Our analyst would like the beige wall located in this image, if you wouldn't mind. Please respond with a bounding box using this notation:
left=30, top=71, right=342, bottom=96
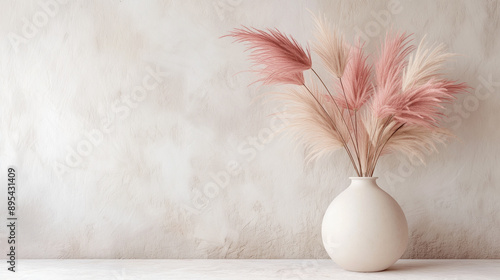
left=0, top=0, right=499, bottom=258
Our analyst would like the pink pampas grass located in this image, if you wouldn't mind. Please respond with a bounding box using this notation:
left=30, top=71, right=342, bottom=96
left=335, top=42, right=373, bottom=110
left=226, top=16, right=468, bottom=177
left=226, top=27, right=312, bottom=85
left=372, top=32, right=414, bottom=118
left=384, top=79, right=467, bottom=127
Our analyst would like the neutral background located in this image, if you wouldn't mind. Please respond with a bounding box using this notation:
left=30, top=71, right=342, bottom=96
left=0, top=0, right=499, bottom=259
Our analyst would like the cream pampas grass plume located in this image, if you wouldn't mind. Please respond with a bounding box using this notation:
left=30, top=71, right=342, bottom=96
left=226, top=15, right=468, bottom=177
left=402, top=37, right=454, bottom=91
left=270, top=81, right=347, bottom=164
left=311, top=14, right=349, bottom=79
left=384, top=125, right=453, bottom=164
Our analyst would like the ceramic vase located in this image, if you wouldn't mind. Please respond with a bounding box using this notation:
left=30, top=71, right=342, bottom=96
left=322, top=177, right=408, bottom=272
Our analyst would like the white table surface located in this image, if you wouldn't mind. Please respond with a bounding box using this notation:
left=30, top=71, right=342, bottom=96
left=1, top=259, right=499, bottom=279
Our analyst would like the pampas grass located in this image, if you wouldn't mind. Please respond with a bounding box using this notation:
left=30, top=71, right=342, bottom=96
left=225, top=27, right=312, bottom=85
left=311, top=14, right=349, bottom=79
left=226, top=15, right=468, bottom=177
left=334, top=42, right=373, bottom=111
left=270, top=80, right=347, bottom=164
left=402, top=36, right=454, bottom=91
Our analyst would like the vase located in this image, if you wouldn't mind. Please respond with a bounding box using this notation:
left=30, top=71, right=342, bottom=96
left=322, top=177, right=408, bottom=272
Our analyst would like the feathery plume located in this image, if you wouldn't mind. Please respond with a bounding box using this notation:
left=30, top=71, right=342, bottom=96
left=372, top=32, right=414, bottom=118
left=384, top=125, right=452, bottom=164
left=375, top=32, right=414, bottom=88
left=226, top=26, right=312, bottom=85
left=380, top=79, right=467, bottom=127
left=335, top=42, right=373, bottom=110
left=402, top=36, right=454, bottom=91
left=356, top=110, right=376, bottom=173
left=227, top=19, right=468, bottom=177
left=311, top=14, right=349, bottom=78
left=269, top=81, right=348, bottom=163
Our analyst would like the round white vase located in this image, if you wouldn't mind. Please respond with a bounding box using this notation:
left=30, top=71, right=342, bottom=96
left=322, top=177, right=408, bottom=272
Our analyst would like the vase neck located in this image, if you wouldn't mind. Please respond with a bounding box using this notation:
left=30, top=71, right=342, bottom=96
left=348, top=177, right=379, bottom=188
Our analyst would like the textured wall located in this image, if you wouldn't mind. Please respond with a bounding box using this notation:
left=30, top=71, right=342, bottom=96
left=0, top=0, right=499, bottom=259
